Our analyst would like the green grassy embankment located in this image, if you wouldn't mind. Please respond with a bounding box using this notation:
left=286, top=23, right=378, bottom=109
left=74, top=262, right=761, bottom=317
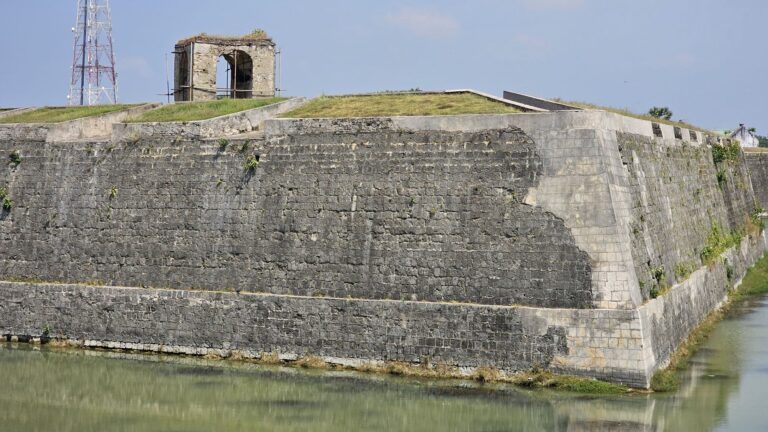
left=127, top=98, right=287, bottom=123
left=0, top=105, right=136, bottom=124
left=280, top=93, right=521, bottom=118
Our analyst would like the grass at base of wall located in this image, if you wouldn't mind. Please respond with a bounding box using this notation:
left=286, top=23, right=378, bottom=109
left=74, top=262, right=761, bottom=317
left=126, top=98, right=287, bottom=123
left=28, top=338, right=629, bottom=395
left=10, top=332, right=633, bottom=395
left=651, top=252, right=768, bottom=392
left=0, top=105, right=137, bottom=124
left=280, top=93, right=522, bottom=118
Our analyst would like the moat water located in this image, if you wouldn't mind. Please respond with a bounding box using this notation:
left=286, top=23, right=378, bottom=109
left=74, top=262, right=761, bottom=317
left=1, top=296, right=767, bottom=431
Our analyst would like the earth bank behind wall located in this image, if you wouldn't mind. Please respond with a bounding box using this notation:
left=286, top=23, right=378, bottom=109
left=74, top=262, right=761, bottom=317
left=0, top=127, right=592, bottom=308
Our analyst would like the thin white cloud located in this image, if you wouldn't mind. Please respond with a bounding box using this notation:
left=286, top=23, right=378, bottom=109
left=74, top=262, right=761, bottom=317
left=387, top=8, right=459, bottom=39
left=513, top=34, right=551, bottom=50
left=521, top=0, right=585, bottom=11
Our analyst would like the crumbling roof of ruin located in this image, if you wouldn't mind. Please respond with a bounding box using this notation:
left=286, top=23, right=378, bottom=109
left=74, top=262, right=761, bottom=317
left=176, top=32, right=274, bottom=47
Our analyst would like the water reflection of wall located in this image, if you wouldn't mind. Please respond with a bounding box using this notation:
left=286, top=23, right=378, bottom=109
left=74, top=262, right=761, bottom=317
left=550, top=305, right=748, bottom=432
left=0, top=316, right=757, bottom=432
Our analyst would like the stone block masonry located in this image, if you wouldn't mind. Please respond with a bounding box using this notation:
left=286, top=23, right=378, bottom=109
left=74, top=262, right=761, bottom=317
left=0, top=282, right=647, bottom=386
left=0, top=126, right=592, bottom=309
left=1, top=109, right=765, bottom=387
left=744, top=148, right=768, bottom=210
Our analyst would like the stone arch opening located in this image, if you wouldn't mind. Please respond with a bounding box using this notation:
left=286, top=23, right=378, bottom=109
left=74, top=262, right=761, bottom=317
left=216, top=50, right=253, bottom=99
left=176, top=49, right=190, bottom=101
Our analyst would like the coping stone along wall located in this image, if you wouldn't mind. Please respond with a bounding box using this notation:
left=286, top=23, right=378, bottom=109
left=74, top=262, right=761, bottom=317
left=0, top=104, right=159, bottom=142
left=111, top=97, right=307, bottom=142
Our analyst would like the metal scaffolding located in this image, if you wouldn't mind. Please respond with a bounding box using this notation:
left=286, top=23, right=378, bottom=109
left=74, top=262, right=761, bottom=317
left=68, top=0, right=118, bottom=105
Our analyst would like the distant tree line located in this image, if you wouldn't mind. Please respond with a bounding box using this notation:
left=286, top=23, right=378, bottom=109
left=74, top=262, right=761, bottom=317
left=749, top=127, right=768, bottom=147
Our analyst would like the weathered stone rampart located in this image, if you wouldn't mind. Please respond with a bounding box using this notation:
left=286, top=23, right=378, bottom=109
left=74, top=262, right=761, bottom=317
left=0, top=123, right=593, bottom=308
left=0, top=110, right=765, bottom=387
left=745, top=147, right=768, bottom=210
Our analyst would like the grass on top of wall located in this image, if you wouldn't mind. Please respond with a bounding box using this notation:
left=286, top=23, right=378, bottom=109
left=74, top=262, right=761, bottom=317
left=553, top=99, right=711, bottom=133
left=127, top=98, right=287, bottom=123
left=651, top=252, right=768, bottom=392
left=280, top=93, right=522, bottom=118
left=0, top=105, right=137, bottom=124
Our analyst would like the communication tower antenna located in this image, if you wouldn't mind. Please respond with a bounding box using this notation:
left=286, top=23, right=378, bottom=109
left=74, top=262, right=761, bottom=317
left=68, top=0, right=118, bottom=105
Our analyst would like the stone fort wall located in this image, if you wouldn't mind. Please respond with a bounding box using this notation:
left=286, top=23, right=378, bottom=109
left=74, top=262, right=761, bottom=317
left=0, top=111, right=764, bottom=387
left=0, top=126, right=592, bottom=309
left=744, top=148, right=768, bottom=210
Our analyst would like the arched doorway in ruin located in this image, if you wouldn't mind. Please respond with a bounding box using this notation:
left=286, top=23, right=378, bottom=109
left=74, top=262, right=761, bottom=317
left=176, top=49, right=190, bottom=101
left=215, top=50, right=254, bottom=99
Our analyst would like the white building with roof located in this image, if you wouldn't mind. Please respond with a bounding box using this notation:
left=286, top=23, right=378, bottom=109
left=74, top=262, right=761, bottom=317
left=730, top=124, right=760, bottom=147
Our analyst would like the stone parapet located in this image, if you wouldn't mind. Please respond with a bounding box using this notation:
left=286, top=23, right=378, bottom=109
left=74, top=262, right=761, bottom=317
left=0, top=104, right=159, bottom=142
left=111, top=97, right=306, bottom=142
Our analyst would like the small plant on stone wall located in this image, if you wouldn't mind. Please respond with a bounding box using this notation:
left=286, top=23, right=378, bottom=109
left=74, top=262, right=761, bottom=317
left=109, top=185, right=119, bottom=200
left=243, top=154, right=260, bottom=172
left=218, top=138, right=229, bottom=151
left=9, top=151, right=21, bottom=167
left=750, top=206, right=765, bottom=232
left=711, top=141, right=740, bottom=164
left=649, top=265, right=669, bottom=299
left=125, top=131, right=141, bottom=146
left=249, top=28, right=268, bottom=38
left=716, top=170, right=727, bottom=187
left=1, top=188, right=12, bottom=211
left=700, top=222, right=742, bottom=266
left=674, top=262, right=695, bottom=281
left=239, top=140, right=251, bottom=153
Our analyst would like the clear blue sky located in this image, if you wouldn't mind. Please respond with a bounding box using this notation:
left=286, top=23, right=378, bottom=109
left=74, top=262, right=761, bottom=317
left=1, top=0, right=765, bottom=132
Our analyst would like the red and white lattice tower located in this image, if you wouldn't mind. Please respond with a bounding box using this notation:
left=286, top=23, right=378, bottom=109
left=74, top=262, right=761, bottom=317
left=68, top=0, right=118, bottom=105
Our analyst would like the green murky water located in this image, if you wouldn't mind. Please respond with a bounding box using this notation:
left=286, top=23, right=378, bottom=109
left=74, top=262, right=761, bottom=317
left=1, top=297, right=768, bottom=431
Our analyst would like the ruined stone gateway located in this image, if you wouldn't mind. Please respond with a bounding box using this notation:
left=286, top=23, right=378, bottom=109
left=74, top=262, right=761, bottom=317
left=1, top=96, right=766, bottom=388
left=174, top=32, right=276, bottom=101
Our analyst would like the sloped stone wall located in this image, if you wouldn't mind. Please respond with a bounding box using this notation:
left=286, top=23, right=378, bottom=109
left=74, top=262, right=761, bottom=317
left=617, top=133, right=757, bottom=301
left=0, top=127, right=593, bottom=308
left=745, top=148, right=768, bottom=210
